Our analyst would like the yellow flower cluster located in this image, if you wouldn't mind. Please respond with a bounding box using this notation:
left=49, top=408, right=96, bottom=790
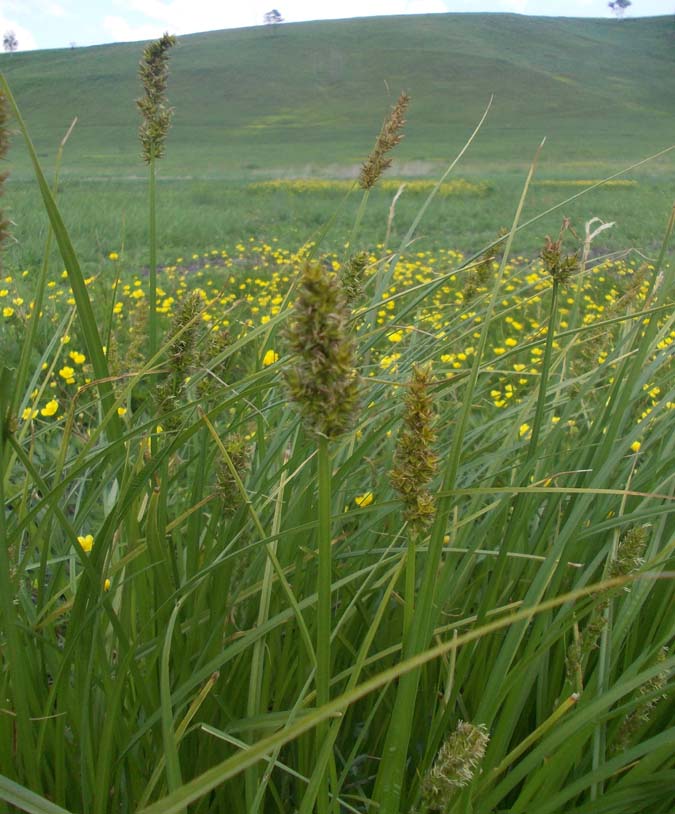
left=250, top=178, right=489, bottom=197
left=533, top=179, right=638, bottom=188
left=3, top=241, right=670, bottom=444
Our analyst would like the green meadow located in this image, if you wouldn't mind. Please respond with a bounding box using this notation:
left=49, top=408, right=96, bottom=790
left=0, top=13, right=674, bottom=814
left=1, top=13, right=675, bottom=270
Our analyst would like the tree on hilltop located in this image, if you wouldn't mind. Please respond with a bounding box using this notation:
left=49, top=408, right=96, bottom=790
left=3, top=31, right=18, bottom=52
left=264, top=9, right=283, bottom=29
left=608, top=0, right=632, bottom=18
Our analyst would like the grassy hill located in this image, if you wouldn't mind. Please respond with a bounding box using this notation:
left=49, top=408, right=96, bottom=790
left=1, top=13, right=674, bottom=180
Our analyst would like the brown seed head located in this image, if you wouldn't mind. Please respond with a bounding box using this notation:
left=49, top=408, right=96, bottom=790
left=541, top=219, right=579, bottom=284
left=285, top=260, right=360, bottom=439
left=359, top=92, right=410, bottom=191
left=340, top=251, right=369, bottom=306
left=390, top=362, right=438, bottom=533
left=137, top=33, right=176, bottom=163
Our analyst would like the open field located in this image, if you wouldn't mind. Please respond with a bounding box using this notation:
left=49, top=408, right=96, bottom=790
left=1, top=13, right=674, bottom=179
left=1, top=14, right=674, bottom=270
left=4, top=173, right=675, bottom=276
left=1, top=13, right=674, bottom=814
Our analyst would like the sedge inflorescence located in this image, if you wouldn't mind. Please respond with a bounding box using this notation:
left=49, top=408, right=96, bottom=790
left=420, top=721, right=490, bottom=810
left=359, top=92, right=410, bottom=191
left=137, top=33, right=176, bottom=163
left=541, top=220, right=579, bottom=285
left=285, top=260, right=360, bottom=439
left=390, top=362, right=438, bottom=533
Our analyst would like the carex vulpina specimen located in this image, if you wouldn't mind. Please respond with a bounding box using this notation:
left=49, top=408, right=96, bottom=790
left=420, top=721, right=490, bottom=810
left=390, top=362, right=438, bottom=534
left=137, top=33, right=176, bottom=163
left=359, top=92, right=410, bottom=191
left=285, top=260, right=360, bottom=439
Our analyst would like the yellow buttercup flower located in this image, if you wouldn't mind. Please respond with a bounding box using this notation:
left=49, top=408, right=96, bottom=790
left=262, top=349, right=279, bottom=367
left=40, top=399, right=59, bottom=417
left=77, top=534, right=94, bottom=553
left=355, top=492, right=374, bottom=508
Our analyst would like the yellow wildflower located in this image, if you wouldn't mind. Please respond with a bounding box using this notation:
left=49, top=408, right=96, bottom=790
left=40, top=399, right=59, bottom=417
left=77, top=534, right=94, bottom=553
left=262, top=349, right=279, bottom=367
left=355, top=492, right=374, bottom=508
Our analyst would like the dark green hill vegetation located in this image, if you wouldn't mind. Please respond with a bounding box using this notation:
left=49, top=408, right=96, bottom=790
left=1, top=13, right=674, bottom=179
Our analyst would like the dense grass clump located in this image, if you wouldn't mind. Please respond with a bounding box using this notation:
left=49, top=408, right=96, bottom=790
left=0, top=33, right=674, bottom=814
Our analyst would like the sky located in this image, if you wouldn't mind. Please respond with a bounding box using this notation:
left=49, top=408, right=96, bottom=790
left=1, top=0, right=673, bottom=51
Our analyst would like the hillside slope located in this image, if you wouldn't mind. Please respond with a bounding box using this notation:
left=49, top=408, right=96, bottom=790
left=1, top=13, right=673, bottom=178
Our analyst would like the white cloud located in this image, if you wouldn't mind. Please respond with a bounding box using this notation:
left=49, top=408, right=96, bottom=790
left=117, top=0, right=268, bottom=34
left=0, top=15, right=39, bottom=51
left=4, top=0, right=66, bottom=17
left=103, top=14, right=167, bottom=42
left=114, top=0, right=450, bottom=36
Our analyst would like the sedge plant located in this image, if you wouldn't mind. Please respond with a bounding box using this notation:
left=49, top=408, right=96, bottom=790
left=137, top=32, right=176, bottom=361
left=0, top=40, right=674, bottom=814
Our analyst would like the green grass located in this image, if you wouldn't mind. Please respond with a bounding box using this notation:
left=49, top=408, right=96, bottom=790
left=2, top=13, right=674, bottom=271
left=1, top=14, right=674, bottom=179
left=5, top=174, right=675, bottom=276
left=1, top=16, right=674, bottom=814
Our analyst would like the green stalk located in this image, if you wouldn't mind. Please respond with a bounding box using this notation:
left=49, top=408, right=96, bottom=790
left=134, top=573, right=640, bottom=814
left=0, top=372, right=40, bottom=791
left=526, top=277, right=560, bottom=468
left=245, top=458, right=289, bottom=812
left=346, top=189, right=370, bottom=252
left=160, top=601, right=185, bottom=805
left=316, top=435, right=333, bottom=814
left=403, top=535, right=416, bottom=640
left=11, top=117, right=76, bottom=418
left=298, top=557, right=406, bottom=814
left=0, top=75, right=122, bottom=445
left=487, top=692, right=579, bottom=783
left=591, top=453, right=636, bottom=800
left=149, top=156, right=158, bottom=361
left=370, top=140, right=544, bottom=814
left=473, top=274, right=561, bottom=623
